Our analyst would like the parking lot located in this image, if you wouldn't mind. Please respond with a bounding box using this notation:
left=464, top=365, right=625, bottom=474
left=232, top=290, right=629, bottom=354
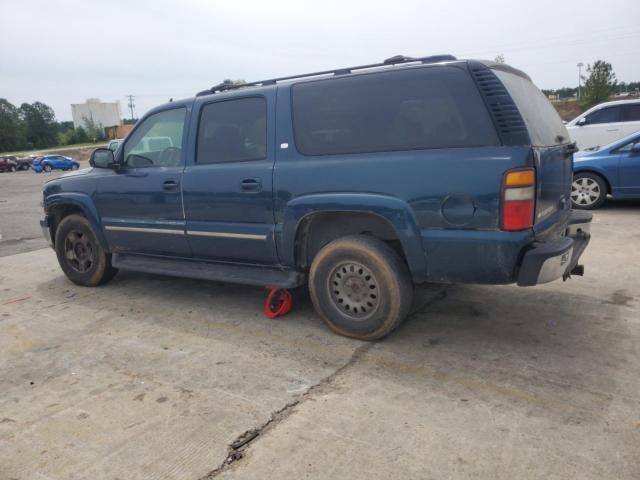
left=1, top=170, right=639, bottom=479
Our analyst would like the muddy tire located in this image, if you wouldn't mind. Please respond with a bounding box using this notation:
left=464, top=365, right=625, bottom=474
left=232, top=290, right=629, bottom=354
left=309, top=235, right=413, bottom=340
left=54, top=214, right=117, bottom=286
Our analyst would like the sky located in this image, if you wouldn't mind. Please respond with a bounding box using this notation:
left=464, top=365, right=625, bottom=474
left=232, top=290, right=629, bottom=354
left=1, top=0, right=638, bottom=122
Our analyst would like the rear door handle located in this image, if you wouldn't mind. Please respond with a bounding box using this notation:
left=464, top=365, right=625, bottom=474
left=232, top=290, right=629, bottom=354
left=240, top=178, right=262, bottom=192
left=163, top=180, right=179, bottom=192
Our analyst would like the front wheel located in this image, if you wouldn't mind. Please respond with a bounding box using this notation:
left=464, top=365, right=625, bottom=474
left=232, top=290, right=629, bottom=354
left=309, top=235, right=413, bottom=340
left=571, top=173, right=607, bottom=209
left=43, top=164, right=52, bottom=173
left=54, top=214, right=118, bottom=286
left=10, top=166, right=16, bottom=172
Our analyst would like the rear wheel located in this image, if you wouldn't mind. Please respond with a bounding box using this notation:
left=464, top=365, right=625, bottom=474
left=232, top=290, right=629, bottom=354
left=309, top=235, right=413, bottom=340
left=71, top=163, right=79, bottom=170
left=571, top=172, right=606, bottom=209
left=54, top=214, right=117, bottom=286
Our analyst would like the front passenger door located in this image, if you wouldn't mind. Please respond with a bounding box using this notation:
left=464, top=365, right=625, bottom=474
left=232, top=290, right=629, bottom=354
left=94, top=107, right=191, bottom=257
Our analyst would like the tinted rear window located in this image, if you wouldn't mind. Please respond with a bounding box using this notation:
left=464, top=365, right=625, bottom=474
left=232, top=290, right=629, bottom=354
left=494, top=69, right=569, bottom=146
left=291, top=66, right=499, bottom=156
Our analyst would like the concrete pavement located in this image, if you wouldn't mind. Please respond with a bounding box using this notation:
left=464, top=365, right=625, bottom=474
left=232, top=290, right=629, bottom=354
left=0, top=202, right=639, bottom=479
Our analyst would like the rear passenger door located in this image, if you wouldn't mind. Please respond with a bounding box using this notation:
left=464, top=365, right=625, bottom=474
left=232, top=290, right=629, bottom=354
left=621, top=103, right=640, bottom=138
left=182, top=91, right=278, bottom=265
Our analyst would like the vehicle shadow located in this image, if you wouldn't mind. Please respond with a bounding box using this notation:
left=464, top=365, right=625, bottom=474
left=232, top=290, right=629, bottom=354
left=600, top=197, right=640, bottom=210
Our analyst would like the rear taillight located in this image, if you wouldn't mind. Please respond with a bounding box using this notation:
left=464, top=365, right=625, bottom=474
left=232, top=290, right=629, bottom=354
left=502, top=168, right=535, bottom=231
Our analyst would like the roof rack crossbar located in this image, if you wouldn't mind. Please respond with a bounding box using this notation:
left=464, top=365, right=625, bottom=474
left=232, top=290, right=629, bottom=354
left=196, top=54, right=457, bottom=96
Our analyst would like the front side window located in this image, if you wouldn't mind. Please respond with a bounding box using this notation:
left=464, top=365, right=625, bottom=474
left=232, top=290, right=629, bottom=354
left=586, top=107, right=622, bottom=125
left=197, top=97, right=267, bottom=164
left=292, top=66, right=499, bottom=156
left=124, top=108, right=186, bottom=168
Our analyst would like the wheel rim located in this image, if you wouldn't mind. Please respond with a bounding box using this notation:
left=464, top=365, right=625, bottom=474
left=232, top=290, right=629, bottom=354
left=571, top=177, right=601, bottom=206
left=44, top=165, right=51, bottom=172
left=328, top=262, right=380, bottom=320
left=63, top=230, right=94, bottom=273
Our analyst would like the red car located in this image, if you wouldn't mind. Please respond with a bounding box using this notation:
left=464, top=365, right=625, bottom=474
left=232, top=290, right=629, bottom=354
left=0, top=156, right=18, bottom=172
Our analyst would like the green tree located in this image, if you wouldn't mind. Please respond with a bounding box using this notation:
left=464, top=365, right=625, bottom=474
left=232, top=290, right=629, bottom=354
left=74, top=126, right=90, bottom=144
left=82, top=115, right=106, bottom=142
left=19, top=101, right=58, bottom=148
left=0, top=99, right=25, bottom=152
left=581, top=60, right=617, bottom=108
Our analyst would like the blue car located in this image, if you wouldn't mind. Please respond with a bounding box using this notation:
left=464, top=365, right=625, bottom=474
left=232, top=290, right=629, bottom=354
left=32, top=155, right=80, bottom=173
left=573, top=131, right=640, bottom=209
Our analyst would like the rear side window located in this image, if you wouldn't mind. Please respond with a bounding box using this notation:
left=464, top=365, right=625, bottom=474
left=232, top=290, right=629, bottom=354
left=197, top=97, right=267, bottom=164
left=586, top=106, right=623, bottom=124
left=623, top=104, right=640, bottom=122
left=494, top=69, right=569, bottom=146
left=291, top=66, right=499, bottom=156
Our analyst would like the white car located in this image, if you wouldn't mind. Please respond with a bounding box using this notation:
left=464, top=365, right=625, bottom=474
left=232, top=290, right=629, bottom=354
left=566, top=99, right=640, bottom=150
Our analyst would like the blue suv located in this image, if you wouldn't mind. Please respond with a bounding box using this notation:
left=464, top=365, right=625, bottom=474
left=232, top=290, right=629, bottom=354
left=40, top=55, right=591, bottom=340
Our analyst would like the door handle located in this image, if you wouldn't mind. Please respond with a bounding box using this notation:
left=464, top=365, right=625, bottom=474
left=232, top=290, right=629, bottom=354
left=240, top=178, right=262, bottom=192
left=163, top=180, right=179, bottom=192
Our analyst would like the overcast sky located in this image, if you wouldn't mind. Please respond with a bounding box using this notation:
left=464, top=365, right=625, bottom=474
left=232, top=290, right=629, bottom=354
left=1, top=0, right=638, bottom=121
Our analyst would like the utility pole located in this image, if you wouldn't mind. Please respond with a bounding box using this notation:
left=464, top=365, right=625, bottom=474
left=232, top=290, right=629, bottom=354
left=127, top=95, right=136, bottom=122
left=577, top=62, right=583, bottom=99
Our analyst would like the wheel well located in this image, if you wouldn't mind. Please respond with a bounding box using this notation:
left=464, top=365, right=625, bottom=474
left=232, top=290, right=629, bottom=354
left=575, top=170, right=611, bottom=194
left=47, top=204, right=84, bottom=246
left=295, top=211, right=406, bottom=269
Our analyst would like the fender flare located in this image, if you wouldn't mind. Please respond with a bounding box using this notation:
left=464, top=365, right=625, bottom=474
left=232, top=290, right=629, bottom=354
left=45, top=193, right=108, bottom=248
left=278, top=193, right=427, bottom=282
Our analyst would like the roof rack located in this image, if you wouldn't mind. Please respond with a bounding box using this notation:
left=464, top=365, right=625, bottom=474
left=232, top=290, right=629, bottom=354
left=196, top=54, right=457, bottom=97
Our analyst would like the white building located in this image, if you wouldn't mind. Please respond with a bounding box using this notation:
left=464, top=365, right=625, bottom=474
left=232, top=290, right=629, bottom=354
left=71, top=98, right=122, bottom=130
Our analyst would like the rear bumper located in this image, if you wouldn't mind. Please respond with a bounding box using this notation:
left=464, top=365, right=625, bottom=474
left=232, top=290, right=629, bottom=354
left=517, top=210, right=592, bottom=286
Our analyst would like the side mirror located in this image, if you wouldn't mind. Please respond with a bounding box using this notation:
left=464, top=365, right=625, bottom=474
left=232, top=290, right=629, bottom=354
left=89, top=148, right=116, bottom=169
left=577, top=117, right=588, bottom=126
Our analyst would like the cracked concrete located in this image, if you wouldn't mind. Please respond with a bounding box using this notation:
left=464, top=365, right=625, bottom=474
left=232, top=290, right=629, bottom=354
left=0, top=173, right=639, bottom=479
left=200, top=342, right=376, bottom=479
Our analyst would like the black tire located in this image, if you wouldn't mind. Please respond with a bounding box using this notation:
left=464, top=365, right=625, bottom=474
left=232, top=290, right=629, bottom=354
left=571, top=172, right=607, bottom=210
left=43, top=164, right=52, bottom=173
left=54, top=214, right=118, bottom=286
left=71, top=164, right=79, bottom=170
left=309, top=235, right=413, bottom=340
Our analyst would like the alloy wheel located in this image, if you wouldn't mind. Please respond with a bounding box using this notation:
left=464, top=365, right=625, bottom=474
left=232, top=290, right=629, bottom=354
left=571, top=177, right=601, bottom=207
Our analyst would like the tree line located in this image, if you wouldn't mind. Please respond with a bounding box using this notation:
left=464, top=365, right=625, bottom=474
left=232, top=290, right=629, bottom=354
left=541, top=60, right=637, bottom=106
left=0, top=99, right=107, bottom=153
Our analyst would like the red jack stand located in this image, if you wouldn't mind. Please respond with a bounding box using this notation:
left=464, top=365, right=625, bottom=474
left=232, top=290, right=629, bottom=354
left=264, top=288, right=293, bottom=319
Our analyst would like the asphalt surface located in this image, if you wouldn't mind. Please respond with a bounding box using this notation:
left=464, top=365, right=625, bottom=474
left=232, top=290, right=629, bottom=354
left=0, top=169, right=67, bottom=257
left=0, top=169, right=639, bottom=479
